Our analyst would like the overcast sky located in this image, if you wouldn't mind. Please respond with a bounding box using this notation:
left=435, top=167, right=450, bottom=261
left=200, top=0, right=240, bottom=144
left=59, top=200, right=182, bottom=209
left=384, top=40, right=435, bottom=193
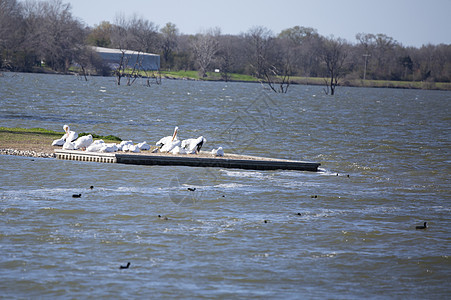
left=64, top=0, right=450, bottom=47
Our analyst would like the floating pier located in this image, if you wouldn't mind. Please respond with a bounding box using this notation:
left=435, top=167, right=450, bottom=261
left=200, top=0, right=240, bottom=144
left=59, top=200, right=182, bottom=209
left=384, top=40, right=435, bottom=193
left=54, top=150, right=320, bottom=172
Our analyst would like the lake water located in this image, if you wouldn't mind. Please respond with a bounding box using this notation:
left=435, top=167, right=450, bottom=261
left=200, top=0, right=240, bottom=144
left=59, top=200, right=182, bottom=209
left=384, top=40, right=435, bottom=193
left=0, top=72, right=450, bottom=298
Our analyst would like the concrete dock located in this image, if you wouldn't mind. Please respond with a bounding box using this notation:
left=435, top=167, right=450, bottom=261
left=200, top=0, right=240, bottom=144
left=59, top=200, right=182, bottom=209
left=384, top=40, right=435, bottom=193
left=54, top=150, right=320, bottom=172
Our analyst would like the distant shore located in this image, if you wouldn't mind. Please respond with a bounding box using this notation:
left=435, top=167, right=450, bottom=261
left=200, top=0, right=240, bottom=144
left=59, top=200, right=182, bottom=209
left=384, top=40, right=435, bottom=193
left=2, top=69, right=450, bottom=91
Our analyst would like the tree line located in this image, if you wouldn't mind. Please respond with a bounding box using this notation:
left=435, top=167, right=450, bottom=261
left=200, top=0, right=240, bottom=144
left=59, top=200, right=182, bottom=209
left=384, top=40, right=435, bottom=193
left=1, top=0, right=450, bottom=92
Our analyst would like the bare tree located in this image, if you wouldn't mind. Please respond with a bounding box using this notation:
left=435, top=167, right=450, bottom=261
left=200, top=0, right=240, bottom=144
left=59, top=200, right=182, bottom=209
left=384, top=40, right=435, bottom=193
left=216, top=35, right=235, bottom=81
left=320, top=36, right=350, bottom=95
left=413, top=44, right=451, bottom=82
left=114, top=50, right=127, bottom=85
left=112, top=50, right=144, bottom=86
left=160, top=22, right=179, bottom=69
left=355, top=33, right=376, bottom=80
left=373, top=34, right=398, bottom=79
left=127, top=15, right=160, bottom=53
left=260, top=64, right=291, bottom=93
left=86, top=21, right=113, bottom=47
left=110, top=14, right=159, bottom=53
left=278, top=26, right=322, bottom=78
left=0, top=0, right=24, bottom=70
left=21, top=0, right=85, bottom=72
left=110, top=14, right=129, bottom=50
left=245, top=26, right=273, bottom=78
left=191, top=28, right=220, bottom=77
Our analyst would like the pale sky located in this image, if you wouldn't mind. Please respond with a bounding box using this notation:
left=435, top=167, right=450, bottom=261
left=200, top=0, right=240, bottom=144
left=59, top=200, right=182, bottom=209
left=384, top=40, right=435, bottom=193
left=65, top=0, right=451, bottom=47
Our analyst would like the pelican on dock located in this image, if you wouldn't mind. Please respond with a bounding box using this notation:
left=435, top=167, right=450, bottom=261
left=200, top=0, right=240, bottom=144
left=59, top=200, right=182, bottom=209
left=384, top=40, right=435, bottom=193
left=86, top=140, right=105, bottom=152
left=100, top=143, right=119, bottom=153
left=118, top=140, right=133, bottom=151
left=52, top=124, right=78, bottom=146
left=137, top=141, right=151, bottom=150
left=157, top=126, right=181, bottom=153
left=181, top=136, right=206, bottom=154
left=74, top=134, right=93, bottom=150
left=170, top=145, right=187, bottom=155
left=211, top=147, right=224, bottom=157
left=62, top=140, right=76, bottom=150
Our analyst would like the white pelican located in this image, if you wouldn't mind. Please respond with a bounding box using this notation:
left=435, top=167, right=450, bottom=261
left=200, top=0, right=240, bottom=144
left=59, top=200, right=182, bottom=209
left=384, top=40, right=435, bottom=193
left=128, top=144, right=140, bottom=153
left=52, top=124, right=78, bottom=146
left=86, top=140, right=105, bottom=152
left=211, top=147, right=224, bottom=157
left=181, top=136, right=206, bottom=154
left=160, top=139, right=180, bottom=153
left=137, top=141, right=151, bottom=150
left=156, top=126, right=179, bottom=147
left=74, top=134, right=93, bottom=150
left=170, top=145, right=187, bottom=155
left=157, top=126, right=181, bottom=153
left=62, top=140, right=76, bottom=150
left=118, top=140, right=133, bottom=151
left=52, top=136, right=65, bottom=146
left=100, top=143, right=119, bottom=153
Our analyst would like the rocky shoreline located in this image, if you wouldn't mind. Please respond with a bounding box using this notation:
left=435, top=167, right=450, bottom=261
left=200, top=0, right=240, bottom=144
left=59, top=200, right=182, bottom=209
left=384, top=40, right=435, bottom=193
left=0, top=148, right=56, bottom=158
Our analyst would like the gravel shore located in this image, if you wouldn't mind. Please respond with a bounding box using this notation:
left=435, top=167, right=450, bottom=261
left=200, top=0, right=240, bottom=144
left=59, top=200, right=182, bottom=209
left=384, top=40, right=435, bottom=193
left=0, top=148, right=56, bottom=158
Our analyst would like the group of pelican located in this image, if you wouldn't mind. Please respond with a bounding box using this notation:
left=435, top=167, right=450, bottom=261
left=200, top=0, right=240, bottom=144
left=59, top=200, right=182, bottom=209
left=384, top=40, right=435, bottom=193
left=51, top=125, right=224, bottom=156
left=156, top=126, right=208, bottom=155
left=51, top=125, right=150, bottom=153
left=52, top=124, right=92, bottom=151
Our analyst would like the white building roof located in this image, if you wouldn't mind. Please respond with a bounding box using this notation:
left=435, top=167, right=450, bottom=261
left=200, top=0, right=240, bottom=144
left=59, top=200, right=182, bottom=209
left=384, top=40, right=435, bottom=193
left=92, top=46, right=160, bottom=71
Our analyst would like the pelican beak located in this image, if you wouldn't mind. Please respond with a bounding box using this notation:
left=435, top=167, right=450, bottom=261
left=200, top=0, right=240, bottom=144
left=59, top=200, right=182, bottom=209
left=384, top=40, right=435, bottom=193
left=172, top=128, right=178, bottom=141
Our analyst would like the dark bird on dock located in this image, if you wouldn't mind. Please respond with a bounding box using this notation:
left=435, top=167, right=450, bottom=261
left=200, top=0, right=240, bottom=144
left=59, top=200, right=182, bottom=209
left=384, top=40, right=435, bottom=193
left=72, top=194, right=81, bottom=198
left=187, top=187, right=196, bottom=192
left=416, top=222, right=428, bottom=229
left=120, top=262, right=130, bottom=269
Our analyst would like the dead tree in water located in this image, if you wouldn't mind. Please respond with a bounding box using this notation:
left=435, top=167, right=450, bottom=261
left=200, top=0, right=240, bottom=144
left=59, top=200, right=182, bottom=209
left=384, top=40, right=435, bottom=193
left=255, top=52, right=291, bottom=93
left=126, top=52, right=141, bottom=86
left=320, top=36, right=349, bottom=95
left=114, top=50, right=161, bottom=86
left=114, top=50, right=127, bottom=85
left=114, top=50, right=141, bottom=86
left=142, top=70, right=162, bottom=86
left=260, top=64, right=290, bottom=93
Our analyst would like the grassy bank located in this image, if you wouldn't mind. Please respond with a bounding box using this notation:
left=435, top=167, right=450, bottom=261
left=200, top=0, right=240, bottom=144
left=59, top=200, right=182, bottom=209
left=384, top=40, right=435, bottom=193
left=0, top=127, right=121, bottom=153
left=160, top=71, right=451, bottom=91
left=160, top=70, right=257, bottom=82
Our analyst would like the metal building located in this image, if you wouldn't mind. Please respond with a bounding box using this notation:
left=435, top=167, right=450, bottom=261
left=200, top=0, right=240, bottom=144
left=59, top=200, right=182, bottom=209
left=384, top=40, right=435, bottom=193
left=92, top=46, right=160, bottom=71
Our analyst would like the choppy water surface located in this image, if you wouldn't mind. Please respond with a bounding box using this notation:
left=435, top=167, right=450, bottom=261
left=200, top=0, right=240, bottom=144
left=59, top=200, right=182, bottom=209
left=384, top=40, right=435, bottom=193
left=0, top=73, right=450, bottom=298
